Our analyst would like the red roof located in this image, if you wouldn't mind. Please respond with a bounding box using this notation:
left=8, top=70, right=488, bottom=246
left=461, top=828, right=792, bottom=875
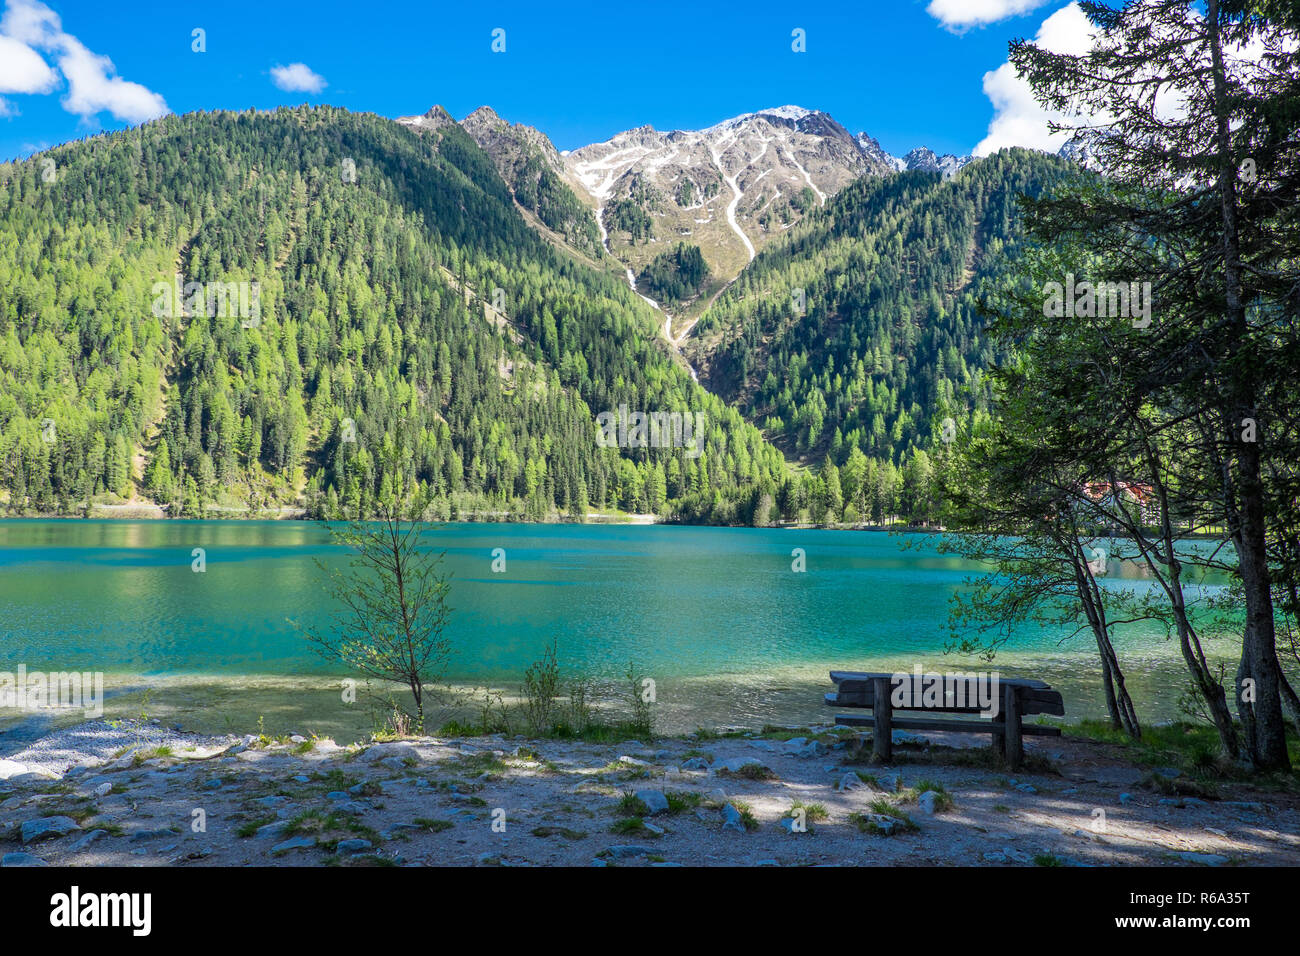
left=1084, top=481, right=1153, bottom=505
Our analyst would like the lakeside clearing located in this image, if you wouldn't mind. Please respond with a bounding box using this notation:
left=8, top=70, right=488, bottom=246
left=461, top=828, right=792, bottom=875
left=1, top=719, right=1296, bottom=868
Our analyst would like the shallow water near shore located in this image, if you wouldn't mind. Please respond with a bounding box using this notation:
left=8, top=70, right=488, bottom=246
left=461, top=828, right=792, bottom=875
left=0, top=520, right=1236, bottom=742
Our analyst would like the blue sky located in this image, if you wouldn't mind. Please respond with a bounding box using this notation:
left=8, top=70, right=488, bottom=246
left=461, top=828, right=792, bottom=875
left=0, top=0, right=1087, bottom=163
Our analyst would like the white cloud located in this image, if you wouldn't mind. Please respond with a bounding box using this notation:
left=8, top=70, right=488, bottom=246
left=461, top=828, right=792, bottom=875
left=1032, top=2, right=1096, bottom=56
left=56, top=35, right=169, bottom=124
left=971, top=2, right=1272, bottom=159
left=927, top=0, right=1054, bottom=30
left=0, top=33, right=57, bottom=94
left=974, top=3, right=1097, bottom=156
left=1, top=0, right=58, bottom=45
left=270, top=62, right=327, bottom=94
left=0, top=0, right=168, bottom=123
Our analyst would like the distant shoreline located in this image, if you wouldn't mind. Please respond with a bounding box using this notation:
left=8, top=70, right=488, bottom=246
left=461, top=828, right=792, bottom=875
left=0, top=511, right=1235, bottom=542
left=0, top=505, right=940, bottom=532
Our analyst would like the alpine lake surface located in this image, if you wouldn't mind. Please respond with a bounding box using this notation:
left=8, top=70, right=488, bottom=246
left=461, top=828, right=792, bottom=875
left=0, top=520, right=1235, bottom=744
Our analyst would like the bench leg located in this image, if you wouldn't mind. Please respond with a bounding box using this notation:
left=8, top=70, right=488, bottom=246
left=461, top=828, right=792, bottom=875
left=1004, top=684, right=1022, bottom=770
left=872, top=677, right=892, bottom=762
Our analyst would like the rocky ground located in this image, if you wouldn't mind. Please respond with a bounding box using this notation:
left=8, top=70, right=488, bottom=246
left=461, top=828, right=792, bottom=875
left=1, top=719, right=1296, bottom=867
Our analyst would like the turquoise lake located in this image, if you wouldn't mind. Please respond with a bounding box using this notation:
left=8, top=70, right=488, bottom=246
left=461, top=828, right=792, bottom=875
left=0, top=520, right=1236, bottom=739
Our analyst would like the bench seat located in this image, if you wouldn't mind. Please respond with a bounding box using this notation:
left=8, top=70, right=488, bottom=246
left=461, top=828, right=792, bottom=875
left=830, top=714, right=1062, bottom=736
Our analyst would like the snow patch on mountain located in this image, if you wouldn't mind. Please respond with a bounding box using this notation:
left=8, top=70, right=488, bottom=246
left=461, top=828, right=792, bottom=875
left=709, top=136, right=757, bottom=262
left=707, top=104, right=815, bottom=132
left=565, top=107, right=883, bottom=278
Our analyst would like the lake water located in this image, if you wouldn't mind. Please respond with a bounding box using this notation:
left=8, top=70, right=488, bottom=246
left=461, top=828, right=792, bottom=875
left=0, top=520, right=1236, bottom=741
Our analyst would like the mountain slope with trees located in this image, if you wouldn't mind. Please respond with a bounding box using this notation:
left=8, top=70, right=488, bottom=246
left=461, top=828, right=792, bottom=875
left=686, top=148, right=1073, bottom=522
left=0, top=106, right=787, bottom=520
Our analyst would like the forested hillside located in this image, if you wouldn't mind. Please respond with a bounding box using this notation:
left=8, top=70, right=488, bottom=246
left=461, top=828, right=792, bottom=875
left=637, top=243, right=711, bottom=307
left=0, top=106, right=786, bottom=520
left=687, top=149, right=1071, bottom=522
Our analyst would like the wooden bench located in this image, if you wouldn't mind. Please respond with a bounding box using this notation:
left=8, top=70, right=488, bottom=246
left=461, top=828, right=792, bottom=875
left=825, top=670, right=1065, bottom=769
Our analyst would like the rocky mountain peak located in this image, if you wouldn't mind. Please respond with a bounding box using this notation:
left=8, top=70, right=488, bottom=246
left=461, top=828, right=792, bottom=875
left=566, top=106, right=898, bottom=283
left=900, top=147, right=973, bottom=178
left=461, top=105, right=506, bottom=131
left=855, top=133, right=907, bottom=173
left=396, top=104, right=456, bottom=133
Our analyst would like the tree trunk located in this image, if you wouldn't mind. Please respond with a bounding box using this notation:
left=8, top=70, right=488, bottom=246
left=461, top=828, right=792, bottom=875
left=1110, top=451, right=1235, bottom=755
left=1099, top=643, right=1120, bottom=729
left=1208, top=0, right=1290, bottom=770
left=1279, top=668, right=1300, bottom=739
left=1074, top=552, right=1140, bottom=737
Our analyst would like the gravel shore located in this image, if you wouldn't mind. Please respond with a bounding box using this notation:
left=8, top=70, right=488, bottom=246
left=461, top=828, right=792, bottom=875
left=0, top=719, right=236, bottom=781
left=1, top=719, right=1297, bottom=867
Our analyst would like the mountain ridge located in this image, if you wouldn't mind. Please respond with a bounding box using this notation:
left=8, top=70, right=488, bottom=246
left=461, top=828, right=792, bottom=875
left=400, top=103, right=983, bottom=301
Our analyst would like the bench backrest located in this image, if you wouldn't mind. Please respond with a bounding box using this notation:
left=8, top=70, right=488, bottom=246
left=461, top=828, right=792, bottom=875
left=829, top=672, right=1064, bottom=717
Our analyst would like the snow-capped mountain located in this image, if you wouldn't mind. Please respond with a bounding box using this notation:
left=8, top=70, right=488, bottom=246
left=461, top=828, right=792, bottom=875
left=564, top=106, right=893, bottom=279
left=1057, top=137, right=1095, bottom=167
left=898, top=147, right=974, bottom=178
left=396, top=103, right=985, bottom=292
left=565, top=106, right=976, bottom=282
